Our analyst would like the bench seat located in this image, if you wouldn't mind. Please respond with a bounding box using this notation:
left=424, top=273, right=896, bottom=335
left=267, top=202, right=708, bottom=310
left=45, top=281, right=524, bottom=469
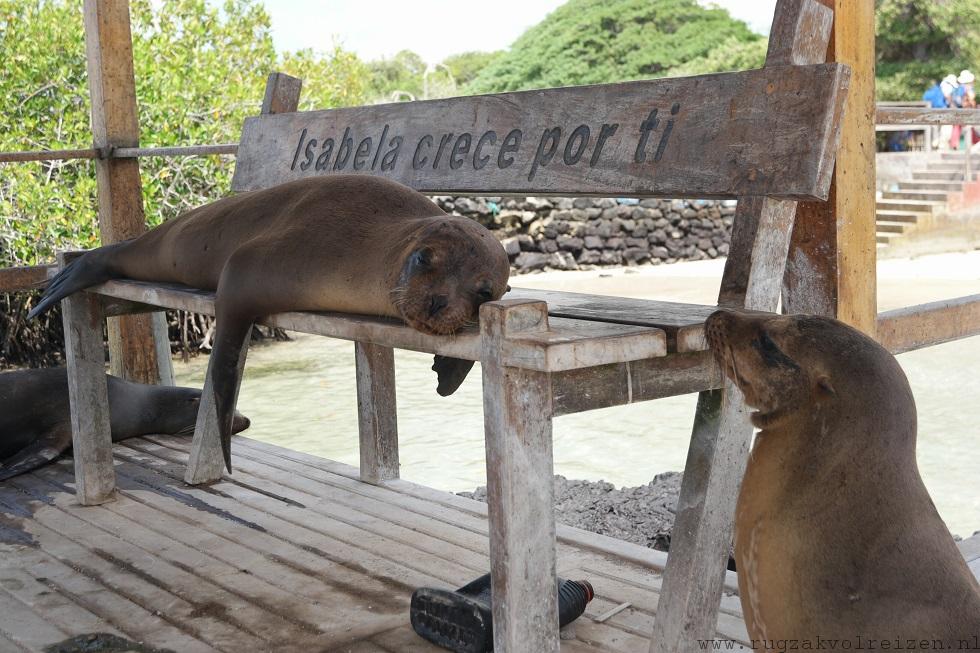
left=91, top=279, right=689, bottom=371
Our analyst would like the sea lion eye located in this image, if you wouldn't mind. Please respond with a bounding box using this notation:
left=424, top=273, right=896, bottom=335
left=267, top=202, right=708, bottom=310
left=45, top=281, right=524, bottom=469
left=477, top=287, right=494, bottom=301
left=411, top=248, right=433, bottom=269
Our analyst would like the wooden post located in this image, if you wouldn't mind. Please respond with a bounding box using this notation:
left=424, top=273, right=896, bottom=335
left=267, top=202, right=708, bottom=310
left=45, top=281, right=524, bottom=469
left=481, top=300, right=559, bottom=653
left=783, top=0, right=877, bottom=335
left=650, top=2, right=834, bottom=650
left=355, top=342, right=399, bottom=484
left=58, top=252, right=116, bottom=505
left=261, top=72, right=303, bottom=114
left=83, top=0, right=172, bottom=385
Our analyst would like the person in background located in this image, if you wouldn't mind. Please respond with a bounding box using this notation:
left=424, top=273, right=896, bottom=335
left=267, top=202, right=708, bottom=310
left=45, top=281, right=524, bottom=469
left=923, top=78, right=949, bottom=108
left=950, top=70, right=976, bottom=149
left=939, top=74, right=960, bottom=149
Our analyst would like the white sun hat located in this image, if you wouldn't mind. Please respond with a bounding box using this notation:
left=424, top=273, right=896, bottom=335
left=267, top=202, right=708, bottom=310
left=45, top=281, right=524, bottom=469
left=944, top=73, right=960, bottom=87
left=958, top=69, right=975, bottom=84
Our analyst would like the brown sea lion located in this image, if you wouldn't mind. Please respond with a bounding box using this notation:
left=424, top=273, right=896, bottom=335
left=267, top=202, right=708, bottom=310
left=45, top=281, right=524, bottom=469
left=705, top=309, right=980, bottom=649
left=30, top=175, right=510, bottom=471
left=0, top=368, right=251, bottom=481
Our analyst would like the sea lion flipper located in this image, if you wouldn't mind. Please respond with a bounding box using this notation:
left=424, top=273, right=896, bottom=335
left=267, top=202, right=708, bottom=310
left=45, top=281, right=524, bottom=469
left=0, top=429, right=71, bottom=481
left=28, top=246, right=120, bottom=318
left=208, top=315, right=253, bottom=474
left=432, top=356, right=475, bottom=397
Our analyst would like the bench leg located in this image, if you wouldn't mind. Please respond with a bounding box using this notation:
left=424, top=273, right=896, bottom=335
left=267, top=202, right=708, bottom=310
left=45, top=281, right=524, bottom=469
left=648, top=381, right=752, bottom=652
left=151, top=311, right=175, bottom=386
left=481, top=300, right=560, bottom=653
left=355, top=342, right=399, bottom=484
left=185, top=324, right=251, bottom=485
left=59, top=255, right=115, bottom=505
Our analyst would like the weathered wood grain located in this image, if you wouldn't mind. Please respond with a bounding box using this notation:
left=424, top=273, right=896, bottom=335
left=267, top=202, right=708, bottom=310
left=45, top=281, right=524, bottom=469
left=876, top=107, right=980, bottom=126
left=765, top=0, right=835, bottom=66
left=718, top=196, right=799, bottom=312
left=480, top=300, right=560, bottom=653
left=58, top=252, right=116, bottom=505
left=0, top=147, right=99, bottom=163
left=783, top=0, right=877, bottom=336
left=232, top=64, right=849, bottom=200
left=83, top=0, right=166, bottom=385
left=355, top=342, right=400, bottom=484
left=508, top=288, right=715, bottom=352
left=552, top=351, right=724, bottom=416
left=876, top=294, right=980, bottom=354
left=83, top=280, right=667, bottom=372
left=112, top=143, right=238, bottom=158
left=0, top=264, right=56, bottom=292
left=261, top=72, right=303, bottom=115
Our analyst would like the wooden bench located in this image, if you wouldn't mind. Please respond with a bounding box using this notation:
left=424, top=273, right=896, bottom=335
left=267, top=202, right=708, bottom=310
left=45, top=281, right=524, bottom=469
left=58, top=1, right=849, bottom=650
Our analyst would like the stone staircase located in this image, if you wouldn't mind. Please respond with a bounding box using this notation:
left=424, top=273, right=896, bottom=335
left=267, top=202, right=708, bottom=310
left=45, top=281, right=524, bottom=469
left=877, top=152, right=979, bottom=248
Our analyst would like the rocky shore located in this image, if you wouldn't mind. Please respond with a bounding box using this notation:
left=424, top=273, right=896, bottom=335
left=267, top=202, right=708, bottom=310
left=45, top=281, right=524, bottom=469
left=430, top=196, right=736, bottom=273
left=460, top=472, right=683, bottom=552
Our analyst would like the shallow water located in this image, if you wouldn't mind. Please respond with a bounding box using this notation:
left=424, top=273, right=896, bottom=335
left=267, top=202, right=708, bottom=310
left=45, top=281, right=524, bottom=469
left=172, top=330, right=980, bottom=538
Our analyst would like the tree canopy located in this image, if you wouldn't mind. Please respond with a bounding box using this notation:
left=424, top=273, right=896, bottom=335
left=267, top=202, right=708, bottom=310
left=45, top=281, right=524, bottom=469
left=875, top=0, right=980, bottom=100
left=0, top=0, right=369, bottom=270
left=464, top=0, right=765, bottom=94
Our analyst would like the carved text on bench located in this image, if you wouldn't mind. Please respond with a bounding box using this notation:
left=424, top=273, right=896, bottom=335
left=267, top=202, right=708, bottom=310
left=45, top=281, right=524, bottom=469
left=291, top=103, right=682, bottom=183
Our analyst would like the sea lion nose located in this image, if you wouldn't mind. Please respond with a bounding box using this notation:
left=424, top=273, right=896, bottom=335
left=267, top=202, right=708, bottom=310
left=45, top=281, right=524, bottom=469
left=428, top=294, right=449, bottom=317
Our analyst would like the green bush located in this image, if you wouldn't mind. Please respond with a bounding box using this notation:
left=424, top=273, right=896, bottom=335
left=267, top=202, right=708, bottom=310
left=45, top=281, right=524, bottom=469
left=0, top=0, right=369, bottom=366
left=875, top=0, right=980, bottom=100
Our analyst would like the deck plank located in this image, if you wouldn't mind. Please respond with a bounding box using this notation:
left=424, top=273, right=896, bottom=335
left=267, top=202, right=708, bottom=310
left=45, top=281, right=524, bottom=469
left=227, top=437, right=750, bottom=591
left=0, top=542, right=217, bottom=653
left=0, top=566, right=122, bottom=639
left=143, top=436, right=749, bottom=639
left=0, top=436, right=749, bottom=652
left=0, top=584, right=70, bottom=651
left=2, top=476, right=276, bottom=652
left=121, top=442, right=490, bottom=582
left=28, top=464, right=406, bottom=647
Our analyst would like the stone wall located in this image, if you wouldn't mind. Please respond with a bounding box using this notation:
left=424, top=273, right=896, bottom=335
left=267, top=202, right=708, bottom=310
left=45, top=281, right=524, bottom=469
left=430, top=196, right=737, bottom=273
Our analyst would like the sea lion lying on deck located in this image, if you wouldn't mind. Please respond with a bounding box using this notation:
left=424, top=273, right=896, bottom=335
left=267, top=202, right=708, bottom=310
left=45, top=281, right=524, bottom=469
left=0, top=368, right=251, bottom=481
left=705, top=309, right=980, bottom=648
left=29, top=175, right=510, bottom=471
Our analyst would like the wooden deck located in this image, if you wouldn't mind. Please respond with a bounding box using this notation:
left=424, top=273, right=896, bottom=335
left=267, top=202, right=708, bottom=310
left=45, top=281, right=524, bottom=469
left=0, top=435, right=750, bottom=653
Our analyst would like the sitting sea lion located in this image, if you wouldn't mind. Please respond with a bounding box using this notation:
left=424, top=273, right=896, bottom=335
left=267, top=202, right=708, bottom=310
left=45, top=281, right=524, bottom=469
left=0, top=368, right=251, bottom=481
left=705, top=309, right=980, bottom=648
left=30, top=175, right=510, bottom=471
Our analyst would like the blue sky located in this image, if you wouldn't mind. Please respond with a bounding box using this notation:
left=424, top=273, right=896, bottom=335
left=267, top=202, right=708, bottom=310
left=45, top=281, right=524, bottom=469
left=265, top=0, right=777, bottom=64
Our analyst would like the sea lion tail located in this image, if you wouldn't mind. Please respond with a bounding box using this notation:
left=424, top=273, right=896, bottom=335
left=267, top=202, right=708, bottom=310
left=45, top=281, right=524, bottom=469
left=27, top=246, right=121, bottom=319
left=432, top=356, right=476, bottom=396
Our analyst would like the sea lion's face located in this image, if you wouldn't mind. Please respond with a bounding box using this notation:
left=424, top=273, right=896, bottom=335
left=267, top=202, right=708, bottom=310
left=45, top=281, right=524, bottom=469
left=392, top=220, right=510, bottom=336
left=705, top=310, right=838, bottom=430
left=152, top=387, right=252, bottom=436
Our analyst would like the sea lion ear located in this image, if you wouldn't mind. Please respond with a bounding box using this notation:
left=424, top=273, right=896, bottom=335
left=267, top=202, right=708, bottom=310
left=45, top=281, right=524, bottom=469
left=432, top=355, right=475, bottom=396
left=816, top=375, right=836, bottom=398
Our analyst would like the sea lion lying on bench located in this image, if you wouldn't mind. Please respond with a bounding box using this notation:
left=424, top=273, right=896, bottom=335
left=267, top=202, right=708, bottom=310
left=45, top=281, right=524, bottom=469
left=705, top=309, right=980, bottom=647
left=30, top=175, right=510, bottom=471
left=0, top=368, right=251, bottom=480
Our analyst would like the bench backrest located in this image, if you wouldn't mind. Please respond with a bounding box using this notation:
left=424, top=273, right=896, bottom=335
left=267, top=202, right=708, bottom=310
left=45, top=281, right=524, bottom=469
left=231, top=3, right=849, bottom=202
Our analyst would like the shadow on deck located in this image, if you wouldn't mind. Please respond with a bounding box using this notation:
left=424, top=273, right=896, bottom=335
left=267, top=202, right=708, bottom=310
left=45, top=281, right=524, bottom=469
left=0, top=435, right=748, bottom=652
